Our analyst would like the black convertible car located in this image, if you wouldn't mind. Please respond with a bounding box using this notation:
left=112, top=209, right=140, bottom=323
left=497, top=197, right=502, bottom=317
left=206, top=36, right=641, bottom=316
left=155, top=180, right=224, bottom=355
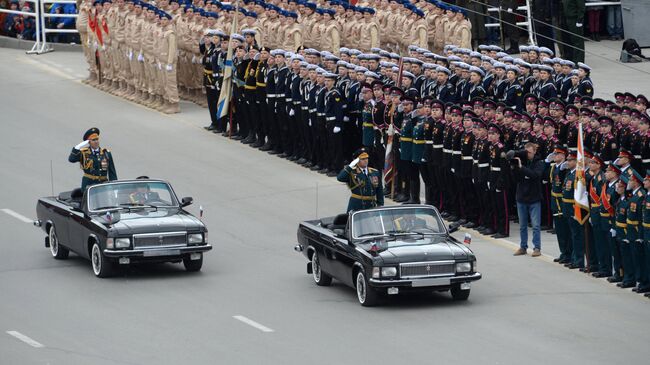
left=34, top=179, right=211, bottom=277
left=295, top=205, right=481, bottom=306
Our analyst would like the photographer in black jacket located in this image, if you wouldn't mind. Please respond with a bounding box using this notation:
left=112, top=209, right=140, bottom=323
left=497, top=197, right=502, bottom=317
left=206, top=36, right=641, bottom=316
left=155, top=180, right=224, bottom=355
left=509, top=142, right=546, bottom=257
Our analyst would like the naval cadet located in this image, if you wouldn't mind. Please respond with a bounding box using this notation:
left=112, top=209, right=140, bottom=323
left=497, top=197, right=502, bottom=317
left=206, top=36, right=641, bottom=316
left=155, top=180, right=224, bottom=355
left=68, top=128, right=117, bottom=190
left=337, top=148, right=384, bottom=212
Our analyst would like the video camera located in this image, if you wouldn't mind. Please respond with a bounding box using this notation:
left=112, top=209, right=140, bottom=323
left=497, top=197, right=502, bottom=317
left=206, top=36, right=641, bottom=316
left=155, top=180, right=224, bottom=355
left=505, top=149, right=528, bottom=167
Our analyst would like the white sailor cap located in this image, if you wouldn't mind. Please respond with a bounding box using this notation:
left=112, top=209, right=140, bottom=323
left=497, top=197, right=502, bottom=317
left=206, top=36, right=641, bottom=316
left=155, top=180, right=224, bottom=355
left=577, top=62, right=591, bottom=71
left=241, top=28, right=256, bottom=36
left=364, top=71, right=380, bottom=79
left=469, top=66, right=485, bottom=77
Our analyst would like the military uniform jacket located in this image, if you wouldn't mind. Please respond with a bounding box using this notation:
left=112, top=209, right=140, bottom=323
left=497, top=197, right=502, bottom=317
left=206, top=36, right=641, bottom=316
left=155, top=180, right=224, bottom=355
left=324, top=88, right=344, bottom=127
left=68, top=147, right=118, bottom=189
left=361, top=100, right=377, bottom=147
left=470, top=137, right=489, bottom=182
left=451, top=125, right=465, bottom=173
left=578, top=77, right=594, bottom=97
left=503, top=81, right=523, bottom=111
left=441, top=123, right=456, bottom=168
left=614, top=195, right=629, bottom=239
left=411, top=116, right=427, bottom=164
left=468, top=83, right=486, bottom=101
left=627, top=187, right=645, bottom=242
left=536, top=80, right=558, bottom=100
left=255, top=60, right=268, bottom=102
left=289, top=73, right=302, bottom=115
left=430, top=118, right=445, bottom=165
left=588, top=171, right=605, bottom=227
left=643, top=191, right=650, bottom=241
left=201, top=43, right=217, bottom=88
left=599, top=179, right=618, bottom=227
left=274, top=66, right=290, bottom=113
left=399, top=112, right=416, bottom=162
left=561, top=169, right=577, bottom=219
left=434, top=82, right=456, bottom=104
left=265, top=67, right=277, bottom=112
left=488, top=142, right=508, bottom=191
left=550, top=162, right=568, bottom=214
left=337, top=165, right=384, bottom=212
left=421, top=117, right=435, bottom=164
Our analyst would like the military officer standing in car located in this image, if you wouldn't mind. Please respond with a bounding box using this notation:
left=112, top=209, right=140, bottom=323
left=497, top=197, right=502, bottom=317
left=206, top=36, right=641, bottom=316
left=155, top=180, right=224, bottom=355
left=68, top=128, right=118, bottom=191
left=337, top=148, right=384, bottom=212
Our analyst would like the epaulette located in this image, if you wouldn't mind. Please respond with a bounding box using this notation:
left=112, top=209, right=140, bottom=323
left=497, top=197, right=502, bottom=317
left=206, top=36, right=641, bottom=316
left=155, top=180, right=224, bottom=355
left=368, top=167, right=377, bottom=172
left=638, top=190, right=645, bottom=198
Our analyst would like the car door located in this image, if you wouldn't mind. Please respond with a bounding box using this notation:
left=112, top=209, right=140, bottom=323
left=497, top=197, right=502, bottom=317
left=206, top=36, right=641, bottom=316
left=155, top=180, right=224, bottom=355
left=48, top=202, right=73, bottom=248
left=326, top=235, right=357, bottom=287
left=67, top=207, right=90, bottom=256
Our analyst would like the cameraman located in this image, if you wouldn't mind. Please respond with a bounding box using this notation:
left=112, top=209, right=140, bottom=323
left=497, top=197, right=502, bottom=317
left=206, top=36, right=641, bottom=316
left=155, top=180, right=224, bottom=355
left=510, top=142, right=546, bottom=257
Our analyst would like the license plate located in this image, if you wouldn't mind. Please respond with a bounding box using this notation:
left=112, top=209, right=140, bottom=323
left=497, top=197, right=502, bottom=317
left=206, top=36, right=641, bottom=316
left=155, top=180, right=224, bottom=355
left=190, top=253, right=202, bottom=261
left=387, top=287, right=399, bottom=295
left=143, top=249, right=180, bottom=257
left=411, top=277, right=451, bottom=287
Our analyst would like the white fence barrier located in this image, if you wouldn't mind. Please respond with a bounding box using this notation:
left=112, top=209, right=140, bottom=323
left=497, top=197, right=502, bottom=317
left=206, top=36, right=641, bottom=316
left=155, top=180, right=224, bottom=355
left=37, top=0, right=79, bottom=53
left=0, top=0, right=41, bottom=53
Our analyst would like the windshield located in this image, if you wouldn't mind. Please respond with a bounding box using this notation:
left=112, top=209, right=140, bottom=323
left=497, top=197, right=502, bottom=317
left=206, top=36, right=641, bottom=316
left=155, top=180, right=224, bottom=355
left=351, top=207, right=445, bottom=239
left=87, top=181, right=178, bottom=211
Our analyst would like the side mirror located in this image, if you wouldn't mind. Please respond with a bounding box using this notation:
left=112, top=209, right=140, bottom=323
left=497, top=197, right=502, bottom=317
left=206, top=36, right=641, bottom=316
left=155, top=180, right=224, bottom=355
left=181, top=197, right=193, bottom=207
left=448, top=223, right=460, bottom=234
left=332, top=228, right=345, bottom=237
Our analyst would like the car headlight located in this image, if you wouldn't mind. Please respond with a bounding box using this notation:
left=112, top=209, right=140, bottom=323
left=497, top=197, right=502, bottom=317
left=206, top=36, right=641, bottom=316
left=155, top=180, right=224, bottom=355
left=372, top=267, right=380, bottom=278
left=472, top=261, right=477, bottom=272
left=456, top=262, right=472, bottom=273
left=115, top=238, right=130, bottom=249
left=381, top=267, right=397, bottom=277
left=188, top=233, right=203, bottom=244
left=107, top=238, right=130, bottom=249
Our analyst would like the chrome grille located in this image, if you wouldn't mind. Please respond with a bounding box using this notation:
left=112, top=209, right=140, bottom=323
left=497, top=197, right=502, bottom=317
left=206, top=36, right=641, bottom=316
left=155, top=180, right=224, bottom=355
left=400, top=261, right=455, bottom=279
left=133, top=232, right=187, bottom=248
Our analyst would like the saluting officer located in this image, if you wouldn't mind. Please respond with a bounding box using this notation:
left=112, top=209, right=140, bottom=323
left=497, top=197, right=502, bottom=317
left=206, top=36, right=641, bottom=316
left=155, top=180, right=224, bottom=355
left=337, top=148, right=384, bottom=212
left=68, top=128, right=118, bottom=190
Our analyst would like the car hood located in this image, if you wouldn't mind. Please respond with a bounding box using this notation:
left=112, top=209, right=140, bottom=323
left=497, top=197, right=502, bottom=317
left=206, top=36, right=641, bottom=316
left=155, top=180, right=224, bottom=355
left=361, top=236, right=472, bottom=264
left=103, top=209, right=204, bottom=235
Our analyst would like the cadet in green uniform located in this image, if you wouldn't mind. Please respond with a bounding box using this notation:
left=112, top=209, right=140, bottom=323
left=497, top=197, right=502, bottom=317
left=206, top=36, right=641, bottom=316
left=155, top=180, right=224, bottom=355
left=396, top=96, right=416, bottom=203
left=642, top=171, right=650, bottom=296
left=587, top=153, right=607, bottom=274
left=409, top=101, right=428, bottom=204
left=562, top=151, right=585, bottom=269
left=614, top=174, right=635, bottom=288
left=337, top=148, right=384, bottom=212
left=550, top=146, right=572, bottom=264
left=604, top=164, right=623, bottom=282
left=68, top=128, right=117, bottom=190
left=626, top=170, right=646, bottom=292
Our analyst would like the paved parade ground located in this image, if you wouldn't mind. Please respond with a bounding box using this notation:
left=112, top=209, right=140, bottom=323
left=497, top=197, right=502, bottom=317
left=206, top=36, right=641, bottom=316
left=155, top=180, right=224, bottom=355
left=1, top=44, right=650, bottom=364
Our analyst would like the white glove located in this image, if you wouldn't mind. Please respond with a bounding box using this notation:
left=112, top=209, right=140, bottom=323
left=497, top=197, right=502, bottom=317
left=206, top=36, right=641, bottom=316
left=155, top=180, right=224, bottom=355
left=545, top=152, right=554, bottom=163
left=576, top=23, right=583, bottom=28
left=93, top=41, right=98, bottom=50
left=343, top=116, right=350, bottom=122
left=333, top=126, right=341, bottom=133
left=101, top=45, right=106, bottom=51
left=166, top=64, right=173, bottom=72
left=487, top=181, right=490, bottom=190
left=610, top=228, right=616, bottom=238
left=191, top=55, right=196, bottom=64
left=349, top=157, right=360, bottom=168
left=308, top=120, right=312, bottom=127
left=87, top=38, right=91, bottom=46
left=157, top=62, right=162, bottom=70
left=559, top=161, right=568, bottom=170
left=128, top=50, right=133, bottom=60
left=138, top=53, right=144, bottom=62
left=289, top=109, right=295, bottom=116
left=507, top=8, right=512, bottom=12
left=387, top=123, right=395, bottom=136
left=74, top=140, right=90, bottom=150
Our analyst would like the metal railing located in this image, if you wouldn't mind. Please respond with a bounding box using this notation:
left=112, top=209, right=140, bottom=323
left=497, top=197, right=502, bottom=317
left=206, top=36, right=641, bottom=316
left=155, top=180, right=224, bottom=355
left=36, top=0, right=79, bottom=54
left=0, top=0, right=41, bottom=54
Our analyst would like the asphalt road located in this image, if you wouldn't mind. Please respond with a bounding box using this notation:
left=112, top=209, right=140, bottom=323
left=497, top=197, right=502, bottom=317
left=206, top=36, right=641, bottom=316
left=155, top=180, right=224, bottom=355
left=1, top=47, right=649, bottom=365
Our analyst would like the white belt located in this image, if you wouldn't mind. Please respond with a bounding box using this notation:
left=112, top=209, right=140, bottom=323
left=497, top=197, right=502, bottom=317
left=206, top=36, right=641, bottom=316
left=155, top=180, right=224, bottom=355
left=461, top=156, right=473, bottom=160
left=477, top=163, right=489, bottom=168
left=634, top=155, right=642, bottom=159
left=309, top=108, right=316, bottom=112
left=452, top=151, right=461, bottom=155
left=267, top=94, right=277, bottom=97
left=643, top=159, right=650, bottom=163
left=490, top=167, right=501, bottom=171
left=425, top=141, right=433, bottom=145
left=433, top=144, right=443, bottom=148
left=286, top=98, right=293, bottom=102
left=317, top=113, right=325, bottom=116
left=326, top=117, right=336, bottom=121
left=472, top=158, right=478, bottom=163
left=443, top=149, right=452, bottom=153
left=301, top=106, right=309, bottom=110
left=293, top=101, right=301, bottom=105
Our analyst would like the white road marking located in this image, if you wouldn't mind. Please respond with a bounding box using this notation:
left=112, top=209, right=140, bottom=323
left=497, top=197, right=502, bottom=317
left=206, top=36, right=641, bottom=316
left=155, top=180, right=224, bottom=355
left=6, top=331, right=44, bottom=348
left=233, top=315, right=274, bottom=333
left=1, top=209, right=33, bottom=224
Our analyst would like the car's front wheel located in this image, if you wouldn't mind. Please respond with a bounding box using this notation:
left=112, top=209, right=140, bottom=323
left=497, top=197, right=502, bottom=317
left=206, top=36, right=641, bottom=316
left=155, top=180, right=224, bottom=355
left=311, top=251, right=332, bottom=286
left=355, top=270, right=379, bottom=307
left=91, top=242, right=113, bottom=278
left=48, top=225, right=69, bottom=260
left=183, top=254, right=203, bottom=272
left=450, top=283, right=471, bottom=300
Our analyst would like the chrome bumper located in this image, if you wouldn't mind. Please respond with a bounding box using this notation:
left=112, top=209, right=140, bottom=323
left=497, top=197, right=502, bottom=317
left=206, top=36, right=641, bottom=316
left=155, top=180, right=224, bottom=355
left=369, top=272, right=482, bottom=288
left=103, top=244, right=212, bottom=258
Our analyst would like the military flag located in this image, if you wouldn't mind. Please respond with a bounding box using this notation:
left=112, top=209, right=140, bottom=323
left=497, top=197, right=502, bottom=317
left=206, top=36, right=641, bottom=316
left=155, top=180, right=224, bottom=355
left=216, top=0, right=239, bottom=120
left=383, top=57, right=404, bottom=190
left=574, top=122, right=590, bottom=224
